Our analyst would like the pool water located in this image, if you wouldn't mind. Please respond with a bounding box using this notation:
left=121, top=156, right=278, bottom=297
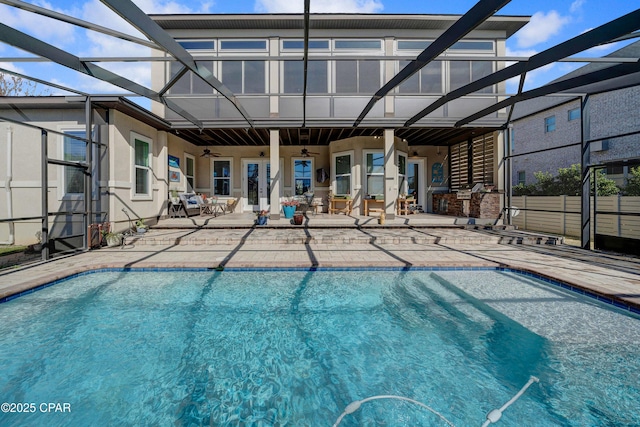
left=1, top=269, right=639, bottom=426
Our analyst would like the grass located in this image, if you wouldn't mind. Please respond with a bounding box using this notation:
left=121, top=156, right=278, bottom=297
left=0, top=245, right=27, bottom=256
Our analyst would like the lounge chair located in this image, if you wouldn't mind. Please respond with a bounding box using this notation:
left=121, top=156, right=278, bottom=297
left=179, top=193, right=205, bottom=217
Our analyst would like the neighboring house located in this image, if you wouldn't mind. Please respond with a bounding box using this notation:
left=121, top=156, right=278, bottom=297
left=1, top=13, right=530, bottom=247
left=510, top=41, right=640, bottom=189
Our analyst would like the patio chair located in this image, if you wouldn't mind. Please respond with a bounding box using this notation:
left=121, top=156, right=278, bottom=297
left=179, top=193, right=205, bottom=217
left=226, top=198, right=237, bottom=213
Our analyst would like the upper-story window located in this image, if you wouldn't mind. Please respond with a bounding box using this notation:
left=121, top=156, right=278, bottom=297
left=221, top=61, right=266, bottom=93
left=545, top=116, right=556, bottom=133
left=568, top=108, right=580, bottom=121
left=449, top=41, right=494, bottom=51
left=283, top=60, right=328, bottom=93
left=282, top=40, right=329, bottom=50
left=397, top=40, right=432, bottom=50
left=336, top=60, right=380, bottom=93
left=220, top=40, right=267, bottom=50
left=169, top=61, right=215, bottom=95
left=334, top=40, right=381, bottom=50
left=170, top=40, right=216, bottom=95
left=450, top=60, right=493, bottom=93
left=178, top=40, right=216, bottom=50
left=218, top=39, right=267, bottom=94
left=398, top=60, right=442, bottom=94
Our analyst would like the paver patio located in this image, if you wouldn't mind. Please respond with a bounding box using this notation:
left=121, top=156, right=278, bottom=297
left=1, top=226, right=639, bottom=311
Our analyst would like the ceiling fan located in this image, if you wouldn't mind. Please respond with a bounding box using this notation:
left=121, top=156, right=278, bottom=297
left=300, top=147, right=319, bottom=157
left=201, top=147, right=221, bottom=158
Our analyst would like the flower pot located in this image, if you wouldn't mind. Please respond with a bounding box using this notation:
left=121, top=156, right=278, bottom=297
left=256, top=216, right=268, bottom=225
left=105, top=234, right=122, bottom=247
left=136, top=227, right=146, bottom=234
left=282, top=205, right=296, bottom=219
left=293, top=213, right=304, bottom=225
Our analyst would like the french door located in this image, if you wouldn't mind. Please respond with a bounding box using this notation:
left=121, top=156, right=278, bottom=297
left=407, top=158, right=426, bottom=208
left=242, top=159, right=271, bottom=212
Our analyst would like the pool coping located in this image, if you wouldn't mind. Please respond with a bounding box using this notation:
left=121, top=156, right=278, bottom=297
left=2, top=263, right=639, bottom=316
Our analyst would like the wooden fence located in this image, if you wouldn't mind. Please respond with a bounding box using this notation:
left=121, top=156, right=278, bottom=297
left=510, top=196, right=640, bottom=240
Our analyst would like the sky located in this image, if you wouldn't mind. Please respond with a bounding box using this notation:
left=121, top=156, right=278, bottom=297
left=0, top=0, right=638, bottom=101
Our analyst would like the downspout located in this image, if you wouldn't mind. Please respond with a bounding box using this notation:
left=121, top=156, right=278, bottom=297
left=1, top=125, right=14, bottom=245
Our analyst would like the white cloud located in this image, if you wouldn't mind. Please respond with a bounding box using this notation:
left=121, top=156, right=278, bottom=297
left=515, top=10, right=570, bottom=48
left=570, top=0, right=586, bottom=14
left=504, top=47, right=559, bottom=92
left=0, top=2, right=77, bottom=47
left=254, top=0, right=383, bottom=13
left=133, top=0, right=213, bottom=14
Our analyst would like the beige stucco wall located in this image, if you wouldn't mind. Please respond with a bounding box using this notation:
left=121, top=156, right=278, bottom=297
left=0, top=106, right=173, bottom=245
left=0, top=110, right=105, bottom=246
left=107, top=110, right=168, bottom=233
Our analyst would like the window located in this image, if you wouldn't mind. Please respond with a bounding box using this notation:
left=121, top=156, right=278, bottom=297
left=177, top=40, right=215, bottom=50
left=282, top=40, right=329, bottom=50
left=169, top=61, right=214, bottom=95
left=449, top=41, right=494, bottom=50
left=220, top=40, right=266, bottom=50
left=365, top=151, right=385, bottom=196
left=568, top=108, right=580, bottom=121
left=510, top=127, right=515, bottom=152
left=398, top=153, right=408, bottom=195
left=545, top=116, right=556, bottom=132
left=212, top=159, right=231, bottom=196
left=185, top=154, right=195, bottom=192
left=132, top=134, right=152, bottom=197
left=63, top=130, right=86, bottom=195
left=335, top=40, right=381, bottom=49
left=221, top=61, right=265, bottom=93
left=293, top=158, right=314, bottom=195
left=397, top=40, right=432, bottom=50
left=398, top=60, right=442, bottom=94
left=336, top=60, right=380, bottom=93
left=283, top=60, right=328, bottom=93
left=517, top=171, right=526, bottom=185
left=333, top=153, right=352, bottom=195
left=450, top=60, right=493, bottom=93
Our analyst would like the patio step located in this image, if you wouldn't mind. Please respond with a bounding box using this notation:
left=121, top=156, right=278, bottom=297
left=130, top=228, right=562, bottom=246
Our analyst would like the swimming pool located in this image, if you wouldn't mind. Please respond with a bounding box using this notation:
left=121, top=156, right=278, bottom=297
left=0, top=268, right=639, bottom=426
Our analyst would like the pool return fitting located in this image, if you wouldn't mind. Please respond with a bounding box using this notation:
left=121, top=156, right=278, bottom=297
left=332, top=375, right=539, bottom=427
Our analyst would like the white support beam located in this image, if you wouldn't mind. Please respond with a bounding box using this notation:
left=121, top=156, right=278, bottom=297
left=383, top=128, right=397, bottom=219
left=269, top=129, right=281, bottom=220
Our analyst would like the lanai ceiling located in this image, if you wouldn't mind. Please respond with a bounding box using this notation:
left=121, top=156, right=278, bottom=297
left=0, top=0, right=639, bottom=147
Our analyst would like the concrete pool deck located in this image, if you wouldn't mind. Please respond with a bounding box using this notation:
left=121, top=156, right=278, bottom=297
left=1, top=227, right=639, bottom=312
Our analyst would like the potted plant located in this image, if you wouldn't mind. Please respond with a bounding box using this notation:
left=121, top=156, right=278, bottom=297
left=170, top=188, right=180, bottom=205
left=27, top=231, right=44, bottom=253
left=281, top=198, right=300, bottom=219
left=293, top=212, right=304, bottom=225
left=135, top=218, right=147, bottom=234
left=256, top=210, right=269, bottom=225
left=102, top=231, right=123, bottom=247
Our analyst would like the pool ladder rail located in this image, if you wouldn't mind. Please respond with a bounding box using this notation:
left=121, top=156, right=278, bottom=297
left=332, top=375, right=540, bottom=427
